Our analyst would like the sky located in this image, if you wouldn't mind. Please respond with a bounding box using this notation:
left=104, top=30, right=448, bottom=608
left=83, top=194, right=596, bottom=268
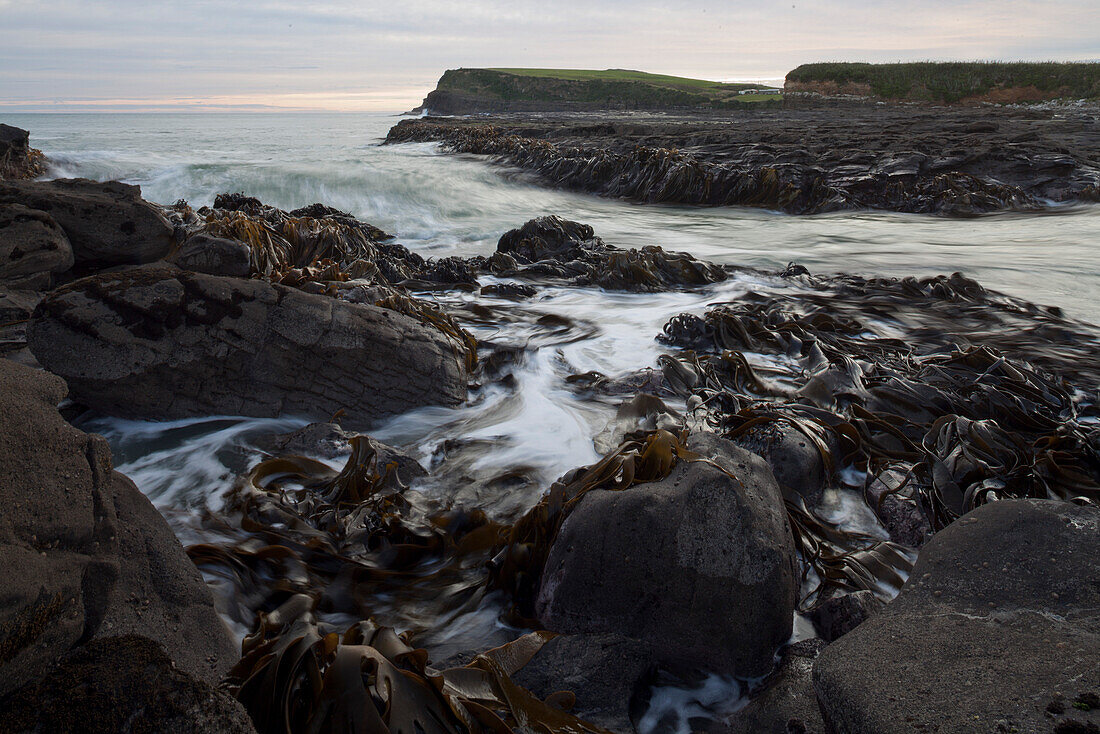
left=1, top=0, right=1098, bottom=112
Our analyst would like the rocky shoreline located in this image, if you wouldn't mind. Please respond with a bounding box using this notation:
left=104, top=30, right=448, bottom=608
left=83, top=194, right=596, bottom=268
left=386, top=106, right=1100, bottom=215
left=1, top=140, right=1099, bottom=733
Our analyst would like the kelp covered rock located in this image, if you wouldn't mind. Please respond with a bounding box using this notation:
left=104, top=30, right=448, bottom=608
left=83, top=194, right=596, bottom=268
left=0, top=635, right=256, bottom=734
left=0, top=359, right=237, bottom=697
left=535, top=433, right=798, bottom=677
left=812, top=499, right=1100, bottom=734
left=0, top=178, right=173, bottom=268
left=27, top=266, right=469, bottom=429
left=491, top=216, right=727, bottom=292
left=0, top=124, right=45, bottom=181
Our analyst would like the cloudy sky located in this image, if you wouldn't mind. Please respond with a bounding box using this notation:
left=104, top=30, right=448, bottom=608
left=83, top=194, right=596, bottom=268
left=1, top=0, right=1097, bottom=112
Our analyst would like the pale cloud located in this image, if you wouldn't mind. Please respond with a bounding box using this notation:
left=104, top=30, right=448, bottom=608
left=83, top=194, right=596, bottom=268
left=0, top=0, right=1097, bottom=111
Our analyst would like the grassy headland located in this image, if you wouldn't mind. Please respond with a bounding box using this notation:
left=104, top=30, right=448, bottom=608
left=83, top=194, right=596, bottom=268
left=785, top=61, right=1100, bottom=103
left=413, top=68, right=782, bottom=114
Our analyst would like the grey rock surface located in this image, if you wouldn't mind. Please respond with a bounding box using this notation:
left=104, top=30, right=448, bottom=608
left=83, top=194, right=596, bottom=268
left=172, top=233, right=252, bottom=277
left=813, top=499, right=1100, bottom=734
left=26, top=266, right=469, bottom=430
left=0, top=359, right=238, bottom=697
left=536, top=432, right=798, bottom=678
left=0, top=178, right=173, bottom=267
left=0, top=204, right=73, bottom=289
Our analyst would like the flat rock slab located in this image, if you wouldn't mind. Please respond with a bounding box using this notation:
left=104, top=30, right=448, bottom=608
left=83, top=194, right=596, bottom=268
left=27, top=266, right=468, bottom=430
left=0, top=178, right=173, bottom=267
left=812, top=499, right=1100, bottom=734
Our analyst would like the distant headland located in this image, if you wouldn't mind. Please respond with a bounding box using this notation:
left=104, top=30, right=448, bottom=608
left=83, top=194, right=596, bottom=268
left=411, top=62, right=1100, bottom=114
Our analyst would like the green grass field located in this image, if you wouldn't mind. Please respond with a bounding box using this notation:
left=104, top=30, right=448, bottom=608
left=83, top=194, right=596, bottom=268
left=786, top=61, right=1100, bottom=103
left=485, top=68, right=765, bottom=93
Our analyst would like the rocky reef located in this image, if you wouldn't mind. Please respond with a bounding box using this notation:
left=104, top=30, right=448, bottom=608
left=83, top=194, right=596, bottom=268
left=386, top=108, right=1100, bottom=214
left=2, top=165, right=1098, bottom=733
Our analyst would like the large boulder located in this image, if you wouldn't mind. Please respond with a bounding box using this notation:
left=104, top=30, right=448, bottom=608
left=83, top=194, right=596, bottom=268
left=0, top=359, right=238, bottom=697
left=0, top=178, right=173, bottom=267
left=171, top=233, right=252, bottom=278
left=26, top=266, right=468, bottom=429
left=812, top=499, right=1100, bottom=734
left=536, top=433, right=799, bottom=678
left=0, top=635, right=256, bottom=734
left=0, top=204, right=74, bottom=289
left=512, top=633, right=656, bottom=733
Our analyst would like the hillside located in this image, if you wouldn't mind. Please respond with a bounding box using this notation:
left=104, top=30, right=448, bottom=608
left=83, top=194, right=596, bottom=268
left=410, top=68, right=781, bottom=114
left=785, top=62, right=1100, bottom=104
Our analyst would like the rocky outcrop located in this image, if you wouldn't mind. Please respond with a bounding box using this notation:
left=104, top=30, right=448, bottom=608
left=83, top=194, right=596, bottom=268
left=0, top=635, right=255, bottom=734
left=484, top=216, right=727, bottom=291
left=0, top=179, right=173, bottom=268
left=0, top=203, right=74, bottom=290
left=26, top=266, right=469, bottom=429
left=0, top=359, right=238, bottom=698
left=535, top=433, right=799, bottom=678
left=386, top=109, right=1100, bottom=215
left=812, top=499, right=1100, bottom=734
left=0, top=125, right=45, bottom=181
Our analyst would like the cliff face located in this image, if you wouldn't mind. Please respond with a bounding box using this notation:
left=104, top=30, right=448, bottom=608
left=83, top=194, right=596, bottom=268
left=0, top=125, right=45, bottom=180
left=410, top=69, right=774, bottom=115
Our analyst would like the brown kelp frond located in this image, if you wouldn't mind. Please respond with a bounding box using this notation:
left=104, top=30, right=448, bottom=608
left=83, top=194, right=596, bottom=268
left=228, top=595, right=612, bottom=734
left=189, top=435, right=505, bottom=636
left=375, top=292, right=479, bottom=371
left=659, top=270, right=1100, bottom=539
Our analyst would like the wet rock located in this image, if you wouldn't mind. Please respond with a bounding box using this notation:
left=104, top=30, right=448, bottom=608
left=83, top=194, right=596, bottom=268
left=0, top=179, right=173, bottom=268
left=512, top=632, right=656, bottom=733
left=806, top=590, right=884, bottom=642
left=864, top=468, right=933, bottom=547
left=0, top=124, right=45, bottom=180
left=0, top=635, right=256, bottom=734
left=172, top=233, right=252, bottom=277
left=27, top=266, right=469, bottom=430
left=703, top=639, right=826, bottom=734
left=536, top=432, right=799, bottom=677
left=813, top=499, right=1100, bottom=734
left=0, top=359, right=237, bottom=697
left=0, top=204, right=74, bottom=289
left=496, top=216, right=727, bottom=292
left=480, top=281, right=538, bottom=299
left=255, top=422, right=427, bottom=485
left=731, top=421, right=833, bottom=503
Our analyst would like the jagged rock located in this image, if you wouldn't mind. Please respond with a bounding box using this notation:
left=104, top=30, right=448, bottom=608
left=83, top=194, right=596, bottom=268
left=495, top=216, right=727, bottom=292
left=0, top=179, right=173, bottom=268
left=0, top=635, right=256, bottom=734
left=813, top=499, right=1100, bottom=734
left=26, top=266, right=468, bottom=429
left=806, top=590, right=884, bottom=642
left=0, top=125, right=45, bottom=180
left=703, top=639, right=826, bottom=734
left=0, top=204, right=73, bottom=289
left=0, top=359, right=237, bottom=698
left=172, top=234, right=251, bottom=277
left=512, top=633, right=656, bottom=733
left=536, top=432, right=799, bottom=677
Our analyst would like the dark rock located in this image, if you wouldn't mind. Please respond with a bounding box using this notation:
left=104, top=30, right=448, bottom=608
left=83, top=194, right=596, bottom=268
left=0, top=359, right=237, bottom=697
left=731, top=420, right=833, bottom=503
left=536, top=432, right=798, bottom=678
left=26, top=266, right=468, bottom=430
left=0, top=125, right=45, bottom=180
left=864, top=468, right=933, bottom=547
left=0, top=635, right=256, bottom=734
left=513, top=633, right=656, bottom=733
left=813, top=499, right=1100, bottom=734
left=172, top=234, right=251, bottom=277
left=0, top=204, right=73, bottom=289
left=806, top=590, right=884, bottom=642
left=703, top=639, right=826, bottom=734
left=480, top=282, right=537, bottom=299
left=0, top=179, right=173, bottom=267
